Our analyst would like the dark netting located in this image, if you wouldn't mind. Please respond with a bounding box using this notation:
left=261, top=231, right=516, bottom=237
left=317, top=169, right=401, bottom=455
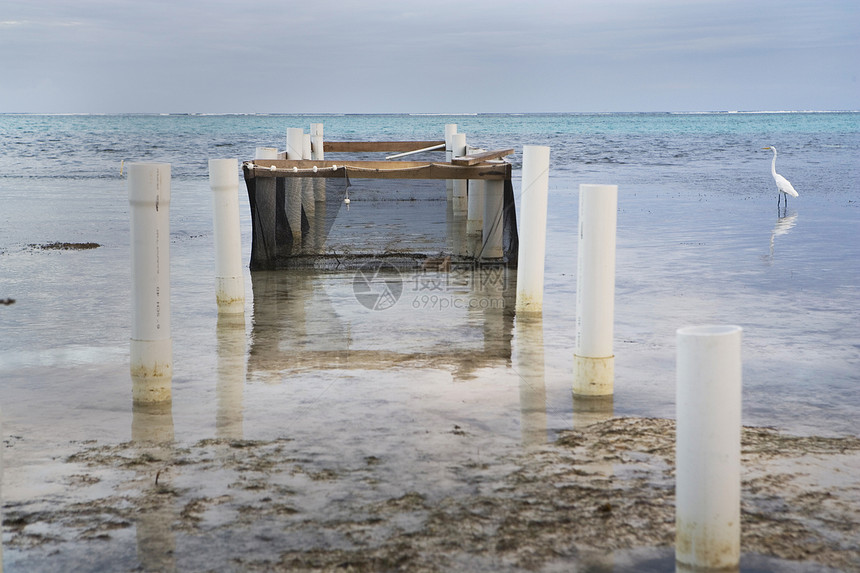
left=244, top=167, right=518, bottom=270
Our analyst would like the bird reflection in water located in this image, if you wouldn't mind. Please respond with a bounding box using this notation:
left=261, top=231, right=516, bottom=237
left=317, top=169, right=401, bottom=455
left=764, top=210, right=798, bottom=264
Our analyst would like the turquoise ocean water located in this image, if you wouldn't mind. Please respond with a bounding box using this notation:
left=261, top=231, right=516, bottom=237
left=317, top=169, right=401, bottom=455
left=0, top=112, right=858, bottom=569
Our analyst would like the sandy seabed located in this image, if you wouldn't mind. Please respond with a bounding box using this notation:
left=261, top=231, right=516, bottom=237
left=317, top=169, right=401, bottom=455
left=3, top=417, right=858, bottom=572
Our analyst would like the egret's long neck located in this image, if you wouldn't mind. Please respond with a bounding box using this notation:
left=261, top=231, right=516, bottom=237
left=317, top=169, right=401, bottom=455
left=771, top=149, right=777, bottom=177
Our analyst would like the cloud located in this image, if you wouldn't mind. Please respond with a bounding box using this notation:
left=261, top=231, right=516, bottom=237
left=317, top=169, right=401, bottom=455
left=1, top=0, right=858, bottom=112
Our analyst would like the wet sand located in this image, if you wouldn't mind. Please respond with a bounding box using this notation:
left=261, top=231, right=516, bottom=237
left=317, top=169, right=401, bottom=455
left=4, top=417, right=858, bottom=572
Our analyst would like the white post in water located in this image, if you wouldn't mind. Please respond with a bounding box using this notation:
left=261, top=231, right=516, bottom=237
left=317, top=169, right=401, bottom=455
left=310, top=123, right=324, bottom=160
left=301, top=133, right=316, bottom=251
left=255, top=147, right=278, bottom=160
left=516, top=145, right=551, bottom=314
left=482, top=179, right=505, bottom=259
left=286, top=128, right=304, bottom=160
left=129, top=163, right=172, bottom=403
left=573, top=184, right=617, bottom=396
left=467, top=179, right=484, bottom=236
left=445, top=124, right=457, bottom=201
left=209, top=158, right=245, bottom=314
left=451, top=133, right=468, bottom=213
left=310, top=123, right=326, bottom=202
left=285, top=128, right=304, bottom=243
left=676, top=325, right=742, bottom=571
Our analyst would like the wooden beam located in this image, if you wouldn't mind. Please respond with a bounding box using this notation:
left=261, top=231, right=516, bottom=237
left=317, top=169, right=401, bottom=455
left=245, top=159, right=510, bottom=180
left=451, top=148, right=514, bottom=166
left=322, top=141, right=445, bottom=153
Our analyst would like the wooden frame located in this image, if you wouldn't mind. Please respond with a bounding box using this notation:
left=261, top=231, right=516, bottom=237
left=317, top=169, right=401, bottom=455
left=245, top=159, right=511, bottom=180
left=246, top=139, right=513, bottom=180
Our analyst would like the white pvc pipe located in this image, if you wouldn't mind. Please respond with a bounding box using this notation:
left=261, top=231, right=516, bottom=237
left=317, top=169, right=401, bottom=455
left=301, top=139, right=315, bottom=250
left=467, top=179, right=484, bottom=236
left=573, top=184, right=617, bottom=395
left=516, top=145, right=551, bottom=314
left=216, top=313, right=246, bottom=439
left=309, top=123, right=326, bottom=201
left=310, top=123, right=324, bottom=160
left=302, top=133, right=312, bottom=161
left=209, top=159, right=245, bottom=314
left=286, top=127, right=304, bottom=160
left=129, top=163, right=172, bottom=403
left=515, top=316, right=547, bottom=448
left=676, top=324, right=742, bottom=570
left=386, top=143, right=446, bottom=160
left=451, top=133, right=467, bottom=213
left=255, top=147, right=279, bottom=160
left=445, top=124, right=457, bottom=201
left=285, top=128, right=304, bottom=244
left=482, top=179, right=504, bottom=259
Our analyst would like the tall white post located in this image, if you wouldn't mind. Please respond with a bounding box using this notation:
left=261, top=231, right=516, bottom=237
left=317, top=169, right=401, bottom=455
left=286, top=128, right=304, bottom=160
left=482, top=179, right=505, bottom=259
left=310, top=123, right=326, bottom=202
left=445, top=124, right=457, bottom=201
left=466, top=179, right=484, bottom=236
left=516, top=146, right=551, bottom=314
left=209, top=159, right=245, bottom=314
left=310, top=123, right=324, bottom=160
left=301, top=133, right=316, bottom=251
left=301, top=133, right=315, bottom=212
left=676, top=325, right=742, bottom=570
left=451, top=133, right=468, bottom=213
left=255, top=147, right=279, bottom=160
left=285, top=128, right=304, bottom=243
left=129, top=163, right=172, bottom=403
left=302, top=133, right=311, bottom=162
left=573, top=184, right=617, bottom=396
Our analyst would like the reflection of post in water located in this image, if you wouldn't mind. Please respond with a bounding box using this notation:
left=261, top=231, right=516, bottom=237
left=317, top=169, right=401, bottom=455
left=451, top=210, right=468, bottom=258
left=249, top=270, right=349, bottom=376
left=676, top=561, right=739, bottom=573
left=248, top=270, right=307, bottom=379
left=514, top=315, right=548, bottom=447
left=572, top=395, right=615, bottom=479
left=480, top=264, right=515, bottom=362
left=216, top=313, right=246, bottom=439
left=131, top=401, right=177, bottom=573
left=572, top=394, right=614, bottom=431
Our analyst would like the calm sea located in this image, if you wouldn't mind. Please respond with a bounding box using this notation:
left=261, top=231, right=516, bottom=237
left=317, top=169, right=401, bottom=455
left=0, top=111, right=857, bottom=426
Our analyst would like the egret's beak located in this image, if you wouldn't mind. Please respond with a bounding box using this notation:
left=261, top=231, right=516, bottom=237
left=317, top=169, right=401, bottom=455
left=762, top=146, right=771, bottom=150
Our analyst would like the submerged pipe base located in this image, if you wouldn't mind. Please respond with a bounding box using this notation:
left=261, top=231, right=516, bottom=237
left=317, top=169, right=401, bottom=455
left=573, top=354, right=614, bottom=396
left=216, top=276, right=246, bottom=314
left=131, top=338, right=173, bottom=403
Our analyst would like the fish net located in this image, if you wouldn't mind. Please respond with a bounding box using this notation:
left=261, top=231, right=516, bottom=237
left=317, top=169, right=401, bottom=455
left=243, top=166, right=518, bottom=270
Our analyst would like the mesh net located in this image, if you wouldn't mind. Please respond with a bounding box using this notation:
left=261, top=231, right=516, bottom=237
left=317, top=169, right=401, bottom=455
left=244, top=165, right=518, bottom=270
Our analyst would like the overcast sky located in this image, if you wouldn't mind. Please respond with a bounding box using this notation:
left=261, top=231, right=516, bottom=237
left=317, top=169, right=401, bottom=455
left=1, top=0, right=858, bottom=113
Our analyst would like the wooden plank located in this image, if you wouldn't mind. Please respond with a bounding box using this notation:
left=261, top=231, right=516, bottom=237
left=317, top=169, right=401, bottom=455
left=322, top=141, right=445, bottom=153
left=451, top=148, right=514, bottom=166
left=244, top=159, right=510, bottom=180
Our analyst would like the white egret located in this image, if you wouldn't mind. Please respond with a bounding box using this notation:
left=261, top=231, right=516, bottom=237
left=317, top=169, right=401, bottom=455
left=762, top=146, right=798, bottom=207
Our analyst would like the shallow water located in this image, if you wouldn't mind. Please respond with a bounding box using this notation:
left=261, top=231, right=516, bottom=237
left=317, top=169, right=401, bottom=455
left=1, top=112, right=858, bottom=570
